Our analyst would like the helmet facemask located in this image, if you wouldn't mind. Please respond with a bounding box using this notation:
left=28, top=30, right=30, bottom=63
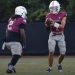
left=50, top=6, right=60, bottom=14
left=21, top=11, right=27, bottom=19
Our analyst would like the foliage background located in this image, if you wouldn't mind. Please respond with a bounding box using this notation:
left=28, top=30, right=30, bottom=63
left=0, top=0, right=75, bottom=22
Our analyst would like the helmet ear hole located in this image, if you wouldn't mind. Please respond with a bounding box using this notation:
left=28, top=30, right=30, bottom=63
left=22, top=13, right=23, bottom=15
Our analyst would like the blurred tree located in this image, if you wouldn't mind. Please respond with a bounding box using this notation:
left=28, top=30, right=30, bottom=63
left=0, top=0, right=74, bottom=22
left=57, top=0, right=69, bottom=10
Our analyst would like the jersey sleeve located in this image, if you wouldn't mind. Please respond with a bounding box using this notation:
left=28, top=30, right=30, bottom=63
left=62, top=11, right=67, bottom=17
left=60, top=11, right=67, bottom=21
left=19, top=18, right=27, bottom=29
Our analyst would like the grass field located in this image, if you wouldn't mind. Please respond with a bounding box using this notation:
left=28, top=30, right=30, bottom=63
left=0, top=56, right=75, bottom=75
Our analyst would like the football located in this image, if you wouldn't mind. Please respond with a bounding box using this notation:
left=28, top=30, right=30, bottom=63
left=45, top=18, right=52, bottom=26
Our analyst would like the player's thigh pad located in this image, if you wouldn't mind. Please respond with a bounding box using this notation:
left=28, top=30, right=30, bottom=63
left=48, top=33, right=56, bottom=53
left=58, top=35, right=66, bottom=55
left=9, top=42, right=22, bottom=56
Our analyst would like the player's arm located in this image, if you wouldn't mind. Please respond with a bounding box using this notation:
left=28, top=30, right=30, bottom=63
left=45, top=18, right=50, bottom=27
left=20, top=29, right=26, bottom=42
left=6, top=29, right=8, bottom=39
left=53, top=16, right=67, bottom=29
left=59, top=16, right=67, bottom=29
left=19, top=24, right=26, bottom=46
left=2, top=29, right=9, bottom=50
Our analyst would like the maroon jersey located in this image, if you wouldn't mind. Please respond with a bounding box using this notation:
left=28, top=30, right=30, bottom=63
left=6, top=15, right=26, bottom=42
left=45, top=11, right=67, bottom=32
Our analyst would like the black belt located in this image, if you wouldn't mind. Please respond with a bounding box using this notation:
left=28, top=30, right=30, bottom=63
left=52, top=32, right=62, bottom=36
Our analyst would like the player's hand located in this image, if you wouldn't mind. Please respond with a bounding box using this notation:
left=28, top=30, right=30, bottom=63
left=45, top=18, right=54, bottom=27
left=2, top=42, right=6, bottom=50
left=54, top=22, right=60, bottom=28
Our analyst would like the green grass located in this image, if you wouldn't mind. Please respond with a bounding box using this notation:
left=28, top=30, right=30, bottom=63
left=0, top=56, right=75, bottom=75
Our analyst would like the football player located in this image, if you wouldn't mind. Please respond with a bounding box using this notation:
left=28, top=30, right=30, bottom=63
left=3, top=6, right=27, bottom=73
left=45, top=0, right=67, bottom=72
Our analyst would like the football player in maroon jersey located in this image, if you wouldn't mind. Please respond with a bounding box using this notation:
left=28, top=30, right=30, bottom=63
left=45, top=0, right=67, bottom=72
left=3, top=6, right=27, bottom=73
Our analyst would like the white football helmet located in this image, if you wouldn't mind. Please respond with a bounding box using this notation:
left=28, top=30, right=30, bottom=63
left=15, top=6, right=27, bottom=19
left=49, top=1, right=60, bottom=14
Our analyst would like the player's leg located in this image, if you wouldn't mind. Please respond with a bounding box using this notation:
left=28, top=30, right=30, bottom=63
left=57, top=34, right=66, bottom=72
left=7, top=55, right=20, bottom=73
left=6, top=42, right=22, bottom=73
left=47, top=33, right=56, bottom=72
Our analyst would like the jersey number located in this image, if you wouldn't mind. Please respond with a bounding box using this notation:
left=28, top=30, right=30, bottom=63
left=7, top=21, right=14, bottom=30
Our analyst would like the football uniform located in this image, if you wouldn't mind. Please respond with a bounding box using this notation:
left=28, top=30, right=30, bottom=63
left=5, top=15, right=26, bottom=55
left=45, top=11, right=67, bottom=54
left=4, top=6, right=27, bottom=74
